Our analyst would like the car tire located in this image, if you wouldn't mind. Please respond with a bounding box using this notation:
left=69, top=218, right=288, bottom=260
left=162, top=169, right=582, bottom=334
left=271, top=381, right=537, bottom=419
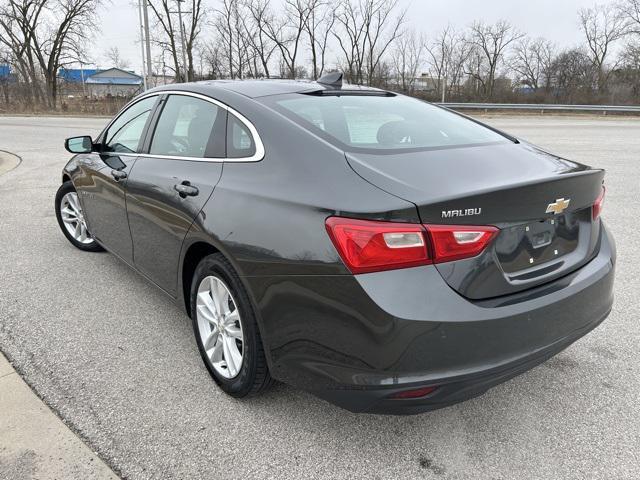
left=55, top=181, right=104, bottom=252
left=191, top=253, right=273, bottom=397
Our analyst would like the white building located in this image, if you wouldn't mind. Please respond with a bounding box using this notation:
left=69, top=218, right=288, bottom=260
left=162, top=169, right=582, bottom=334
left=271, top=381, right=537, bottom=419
left=84, top=68, right=143, bottom=97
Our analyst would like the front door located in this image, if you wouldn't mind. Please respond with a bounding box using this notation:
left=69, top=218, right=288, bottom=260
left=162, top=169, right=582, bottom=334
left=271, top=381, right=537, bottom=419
left=78, top=95, right=159, bottom=263
left=126, top=93, right=226, bottom=295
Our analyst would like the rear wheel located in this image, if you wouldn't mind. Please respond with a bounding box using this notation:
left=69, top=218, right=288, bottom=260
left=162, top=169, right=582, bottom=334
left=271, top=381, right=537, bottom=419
left=54, top=181, right=104, bottom=252
left=191, top=253, right=273, bottom=397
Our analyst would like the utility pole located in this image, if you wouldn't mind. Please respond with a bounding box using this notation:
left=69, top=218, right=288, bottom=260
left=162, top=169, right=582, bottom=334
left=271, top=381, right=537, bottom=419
left=142, top=0, right=153, bottom=87
left=137, top=0, right=148, bottom=90
left=80, top=62, right=86, bottom=97
left=176, top=0, right=189, bottom=82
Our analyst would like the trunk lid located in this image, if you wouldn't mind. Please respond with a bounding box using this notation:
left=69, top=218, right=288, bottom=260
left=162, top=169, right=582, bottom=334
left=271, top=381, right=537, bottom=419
left=346, top=141, right=604, bottom=299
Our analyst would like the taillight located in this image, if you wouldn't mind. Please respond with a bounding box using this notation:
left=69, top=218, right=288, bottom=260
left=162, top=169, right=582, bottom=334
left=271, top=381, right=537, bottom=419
left=325, top=217, right=499, bottom=274
left=593, top=186, right=605, bottom=220
left=426, top=225, right=499, bottom=264
left=324, top=217, right=430, bottom=274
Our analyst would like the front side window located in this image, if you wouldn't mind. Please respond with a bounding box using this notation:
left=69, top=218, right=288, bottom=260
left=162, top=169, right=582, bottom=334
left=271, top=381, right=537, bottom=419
left=150, top=95, right=224, bottom=158
left=103, top=96, right=157, bottom=153
left=266, top=94, right=508, bottom=153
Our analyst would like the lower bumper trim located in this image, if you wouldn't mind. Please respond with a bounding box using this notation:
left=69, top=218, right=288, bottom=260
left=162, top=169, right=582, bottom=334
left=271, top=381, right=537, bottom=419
left=314, top=308, right=610, bottom=415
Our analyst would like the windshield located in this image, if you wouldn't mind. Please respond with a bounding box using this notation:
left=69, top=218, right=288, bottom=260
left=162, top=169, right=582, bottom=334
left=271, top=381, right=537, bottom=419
left=266, top=93, right=508, bottom=152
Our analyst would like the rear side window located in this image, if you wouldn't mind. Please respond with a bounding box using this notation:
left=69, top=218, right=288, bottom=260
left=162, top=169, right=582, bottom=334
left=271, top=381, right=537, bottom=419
left=150, top=95, right=225, bottom=158
left=227, top=113, right=256, bottom=158
left=269, top=94, right=507, bottom=152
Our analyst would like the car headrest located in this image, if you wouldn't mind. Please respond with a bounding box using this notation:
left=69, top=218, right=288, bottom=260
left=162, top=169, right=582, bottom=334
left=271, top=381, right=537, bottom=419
left=188, top=112, right=213, bottom=140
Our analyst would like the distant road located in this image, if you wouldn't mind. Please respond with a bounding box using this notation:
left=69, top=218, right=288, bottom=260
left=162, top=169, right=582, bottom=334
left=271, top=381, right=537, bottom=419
left=440, top=102, right=640, bottom=115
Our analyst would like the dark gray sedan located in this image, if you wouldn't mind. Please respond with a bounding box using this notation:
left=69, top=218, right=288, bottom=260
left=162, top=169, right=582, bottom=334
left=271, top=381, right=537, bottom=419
left=55, top=76, right=615, bottom=414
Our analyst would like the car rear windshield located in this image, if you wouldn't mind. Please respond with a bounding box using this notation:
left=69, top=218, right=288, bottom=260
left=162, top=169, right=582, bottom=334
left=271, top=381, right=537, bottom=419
left=266, top=93, right=508, bottom=153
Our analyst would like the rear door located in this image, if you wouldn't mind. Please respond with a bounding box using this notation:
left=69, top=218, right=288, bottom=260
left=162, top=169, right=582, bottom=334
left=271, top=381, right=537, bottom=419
left=78, top=95, right=159, bottom=262
left=125, top=93, right=226, bottom=295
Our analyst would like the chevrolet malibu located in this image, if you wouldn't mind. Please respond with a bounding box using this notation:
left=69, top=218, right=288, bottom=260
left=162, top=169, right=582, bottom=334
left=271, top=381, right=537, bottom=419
left=55, top=75, right=615, bottom=414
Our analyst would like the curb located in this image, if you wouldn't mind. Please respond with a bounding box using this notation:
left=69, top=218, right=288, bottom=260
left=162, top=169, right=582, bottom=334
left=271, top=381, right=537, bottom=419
left=0, top=352, right=119, bottom=479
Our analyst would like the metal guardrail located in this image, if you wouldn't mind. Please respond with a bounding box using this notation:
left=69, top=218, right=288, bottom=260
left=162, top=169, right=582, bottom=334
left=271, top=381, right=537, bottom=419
left=437, top=103, right=640, bottom=114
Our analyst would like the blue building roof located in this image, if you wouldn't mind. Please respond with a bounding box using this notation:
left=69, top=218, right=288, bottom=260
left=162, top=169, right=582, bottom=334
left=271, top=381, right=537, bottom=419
left=0, top=64, right=11, bottom=78
left=59, top=68, right=98, bottom=83
left=59, top=67, right=142, bottom=86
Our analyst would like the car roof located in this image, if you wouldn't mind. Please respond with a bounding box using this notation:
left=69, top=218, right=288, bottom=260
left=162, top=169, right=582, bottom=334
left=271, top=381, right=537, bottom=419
left=153, top=79, right=388, bottom=99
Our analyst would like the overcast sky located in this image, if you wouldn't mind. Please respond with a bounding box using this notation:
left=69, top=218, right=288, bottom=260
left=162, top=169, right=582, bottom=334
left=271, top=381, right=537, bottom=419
left=91, top=0, right=618, bottom=73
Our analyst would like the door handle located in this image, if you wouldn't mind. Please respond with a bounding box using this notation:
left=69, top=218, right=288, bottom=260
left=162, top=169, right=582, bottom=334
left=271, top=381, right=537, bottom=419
left=174, top=181, right=199, bottom=198
left=111, top=169, right=127, bottom=181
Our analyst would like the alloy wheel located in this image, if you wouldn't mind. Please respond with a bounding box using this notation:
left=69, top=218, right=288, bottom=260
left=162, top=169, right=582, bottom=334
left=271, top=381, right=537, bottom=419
left=196, top=275, right=244, bottom=379
left=60, top=192, right=93, bottom=244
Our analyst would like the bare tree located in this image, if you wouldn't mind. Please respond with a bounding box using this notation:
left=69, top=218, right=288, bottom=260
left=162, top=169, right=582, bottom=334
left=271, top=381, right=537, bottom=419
left=220, top=0, right=331, bottom=82
left=302, top=0, right=335, bottom=79
left=551, top=47, right=596, bottom=102
left=618, top=40, right=640, bottom=99
left=467, top=20, right=524, bottom=98
left=241, top=0, right=276, bottom=78
left=617, top=0, right=640, bottom=101
left=511, top=37, right=556, bottom=91
left=105, top=46, right=130, bottom=69
left=618, top=0, right=640, bottom=34
left=0, top=0, right=44, bottom=105
left=0, top=47, right=11, bottom=103
left=333, top=0, right=362, bottom=83
left=184, top=0, right=206, bottom=80
left=146, top=0, right=180, bottom=80
left=264, top=0, right=311, bottom=79
left=392, top=29, right=423, bottom=92
left=334, top=0, right=406, bottom=86
left=0, top=0, right=101, bottom=107
left=212, top=0, right=254, bottom=79
left=6, top=0, right=640, bottom=109
left=213, top=0, right=234, bottom=78
left=464, top=45, right=489, bottom=97
left=449, top=43, right=473, bottom=98
left=425, top=25, right=466, bottom=99
left=147, top=0, right=206, bottom=82
left=579, top=4, right=628, bottom=92
left=201, top=43, right=224, bottom=78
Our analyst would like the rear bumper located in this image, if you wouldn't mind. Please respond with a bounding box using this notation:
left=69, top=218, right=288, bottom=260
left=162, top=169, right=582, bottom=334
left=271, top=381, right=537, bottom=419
left=317, top=308, right=609, bottom=414
left=246, top=224, right=615, bottom=414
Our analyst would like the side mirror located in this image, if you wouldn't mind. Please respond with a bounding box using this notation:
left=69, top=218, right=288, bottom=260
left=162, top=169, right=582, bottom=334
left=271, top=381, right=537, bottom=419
left=65, top=136, right=94, bottom=154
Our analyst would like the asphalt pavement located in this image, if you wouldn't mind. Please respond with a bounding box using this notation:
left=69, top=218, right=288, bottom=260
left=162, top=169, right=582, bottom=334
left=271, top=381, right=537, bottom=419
left=0, top=114, right=639, bottom=479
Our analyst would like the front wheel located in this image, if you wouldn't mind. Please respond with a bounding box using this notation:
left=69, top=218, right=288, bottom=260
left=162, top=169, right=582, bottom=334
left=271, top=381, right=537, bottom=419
left=191, top=253, right=273, bottom=397
left=54, top=181, right=104, bottom=252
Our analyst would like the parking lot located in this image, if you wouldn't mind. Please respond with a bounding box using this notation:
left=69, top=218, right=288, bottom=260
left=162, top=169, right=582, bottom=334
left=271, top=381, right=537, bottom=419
left=0, top=114, right=639, bottom=479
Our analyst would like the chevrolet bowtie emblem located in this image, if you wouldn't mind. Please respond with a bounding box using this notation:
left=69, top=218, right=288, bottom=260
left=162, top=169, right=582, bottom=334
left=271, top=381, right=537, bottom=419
left=546, top=198, right=571, bottom=215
